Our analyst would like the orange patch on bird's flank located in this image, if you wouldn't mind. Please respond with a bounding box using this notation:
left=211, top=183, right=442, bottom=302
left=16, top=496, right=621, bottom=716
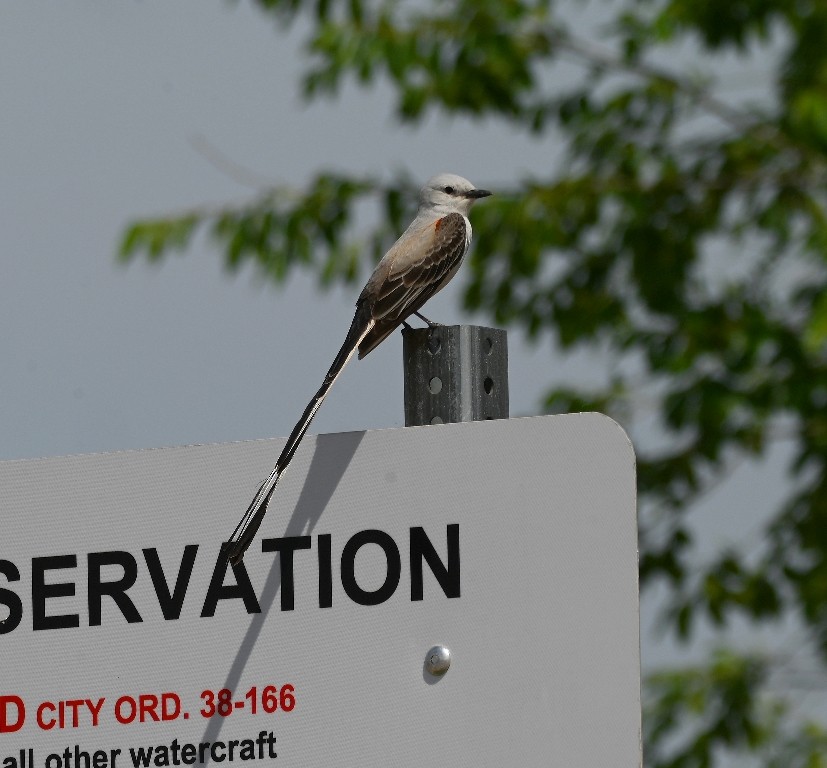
left=434, top=218, right=442, bottom=231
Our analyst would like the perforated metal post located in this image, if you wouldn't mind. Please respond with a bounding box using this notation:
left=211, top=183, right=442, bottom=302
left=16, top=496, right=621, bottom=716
left=402, top=325, right=509, bottom=426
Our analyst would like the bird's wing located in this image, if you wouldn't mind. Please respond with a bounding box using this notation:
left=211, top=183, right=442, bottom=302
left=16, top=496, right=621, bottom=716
left=358, top=213, right=468, bottom=358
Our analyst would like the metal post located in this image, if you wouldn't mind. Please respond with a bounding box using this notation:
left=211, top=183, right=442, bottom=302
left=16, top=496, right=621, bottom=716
left=402, top=325, right=509, bottom=426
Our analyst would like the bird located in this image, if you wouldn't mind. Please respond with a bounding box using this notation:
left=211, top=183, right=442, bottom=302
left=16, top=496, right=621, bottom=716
left=224, top=173, right=491, bottom=564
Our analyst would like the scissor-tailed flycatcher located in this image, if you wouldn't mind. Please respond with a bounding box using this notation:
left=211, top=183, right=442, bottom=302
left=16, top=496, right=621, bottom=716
left=225, top=173, right=491, bottom=564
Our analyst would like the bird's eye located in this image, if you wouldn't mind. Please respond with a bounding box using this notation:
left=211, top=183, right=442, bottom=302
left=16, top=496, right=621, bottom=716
left=443, top=186, right=455, bottom=194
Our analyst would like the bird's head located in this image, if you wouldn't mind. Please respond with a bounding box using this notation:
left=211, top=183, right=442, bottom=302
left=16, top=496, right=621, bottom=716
left=419, top=173, right=491, bottom=216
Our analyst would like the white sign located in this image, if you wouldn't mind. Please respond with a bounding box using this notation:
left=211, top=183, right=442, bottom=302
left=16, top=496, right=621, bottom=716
left=1, top=414, right=640, bottom=767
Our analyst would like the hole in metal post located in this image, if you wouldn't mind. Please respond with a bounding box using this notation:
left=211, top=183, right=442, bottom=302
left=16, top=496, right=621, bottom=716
left=427, top=336, right=441, bottom=355
left=485, top=337, right=493, bottom=354
left=483, top=376, right=494, bottom=394
left=429, top=377, right=443, bottom=394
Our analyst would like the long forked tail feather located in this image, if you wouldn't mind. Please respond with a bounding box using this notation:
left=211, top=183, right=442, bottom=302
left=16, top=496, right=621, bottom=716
left=224, top=302, right=375, bottom=565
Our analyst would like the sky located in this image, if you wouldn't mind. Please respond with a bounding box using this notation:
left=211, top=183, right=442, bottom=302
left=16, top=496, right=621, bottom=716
left=0, top=0, right=565, bottom=463
left=1, top=0, right=814, bottom=695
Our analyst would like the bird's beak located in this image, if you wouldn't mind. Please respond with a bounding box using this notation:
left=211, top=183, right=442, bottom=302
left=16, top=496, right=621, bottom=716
left=466, top=188, right=492, bottom=199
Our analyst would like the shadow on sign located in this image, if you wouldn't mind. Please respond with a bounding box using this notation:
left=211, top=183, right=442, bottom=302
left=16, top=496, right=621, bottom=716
left=198, top=429, right=366, bottom=755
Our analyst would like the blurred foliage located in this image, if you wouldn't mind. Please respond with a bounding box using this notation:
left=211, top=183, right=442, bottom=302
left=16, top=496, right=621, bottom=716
left=645, top=650, right=827, bottom=768
left=120, top=0, right=827, bottom=764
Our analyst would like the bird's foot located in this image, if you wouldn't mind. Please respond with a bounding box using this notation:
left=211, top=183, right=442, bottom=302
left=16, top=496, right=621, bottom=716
left=415, top=311, right=442, bottom=329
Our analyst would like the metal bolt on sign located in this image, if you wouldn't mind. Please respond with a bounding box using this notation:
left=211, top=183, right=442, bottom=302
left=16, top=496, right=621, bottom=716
left=425, top=645, right=452, bottom=676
